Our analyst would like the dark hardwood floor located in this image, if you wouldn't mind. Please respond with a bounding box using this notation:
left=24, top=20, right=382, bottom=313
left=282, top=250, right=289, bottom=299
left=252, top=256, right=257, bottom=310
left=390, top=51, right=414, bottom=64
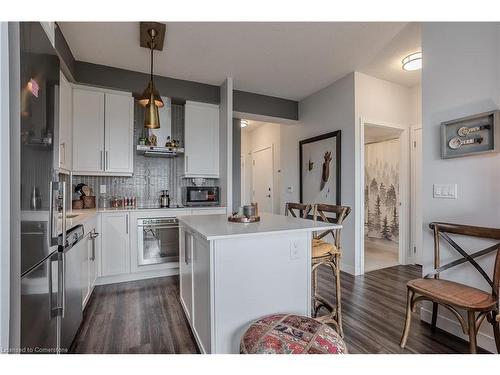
left=71, top=265, right=479, bottom=354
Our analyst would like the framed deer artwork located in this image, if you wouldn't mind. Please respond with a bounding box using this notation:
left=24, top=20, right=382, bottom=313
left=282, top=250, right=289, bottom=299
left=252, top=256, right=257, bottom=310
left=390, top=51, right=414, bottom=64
left=299, top=130, right=341, bottom=207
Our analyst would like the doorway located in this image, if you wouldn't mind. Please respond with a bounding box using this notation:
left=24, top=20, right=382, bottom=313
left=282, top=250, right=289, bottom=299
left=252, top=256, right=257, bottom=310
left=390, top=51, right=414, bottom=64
left=362, top=122, right=408, bottom=273
left=251, top=146, right=274, bottom=213
left=239, top=119, right=281, bottom=214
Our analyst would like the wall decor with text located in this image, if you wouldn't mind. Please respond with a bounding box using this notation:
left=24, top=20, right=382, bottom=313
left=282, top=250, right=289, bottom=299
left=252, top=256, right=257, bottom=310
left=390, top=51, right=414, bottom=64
left=441, top=110, right=499, bottom=159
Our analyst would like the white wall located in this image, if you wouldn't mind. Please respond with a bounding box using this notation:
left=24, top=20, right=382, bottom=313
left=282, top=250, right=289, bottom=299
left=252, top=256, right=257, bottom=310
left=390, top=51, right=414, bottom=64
left=355, top=72, right=414, bottom=126
left=241, top=123, right=282, bottom=213
left=411, top=83, right=422, bottom=125
left=0, top=21, right=10, bottom=351
left=422, top=22, right=500, bottom=352
left=281, top=73, right=357, bottom=274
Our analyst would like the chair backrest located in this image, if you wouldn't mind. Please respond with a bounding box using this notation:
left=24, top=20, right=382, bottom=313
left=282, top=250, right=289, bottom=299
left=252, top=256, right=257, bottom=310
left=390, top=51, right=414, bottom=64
left=285, top=202, right=312, bottom=219
left=313, top=204, right=351, bottom=248
left=428, top=222, right=500, bottom=298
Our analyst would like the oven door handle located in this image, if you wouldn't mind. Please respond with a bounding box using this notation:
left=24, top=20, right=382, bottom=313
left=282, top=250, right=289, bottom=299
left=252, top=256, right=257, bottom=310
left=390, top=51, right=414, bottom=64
left=139, top=225, right=179, bottom=230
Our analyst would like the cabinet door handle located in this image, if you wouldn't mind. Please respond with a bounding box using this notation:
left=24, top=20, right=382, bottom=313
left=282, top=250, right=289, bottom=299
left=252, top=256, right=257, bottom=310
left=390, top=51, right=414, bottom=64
left=126, top=216, right=129, bottom=234
left=100, top=151, right=103, bottom=170
left=60, top=142, right=65, bottom=165
left=185, top=155, right=189, bottom=172
left=106, top=151, right=109, bottom=170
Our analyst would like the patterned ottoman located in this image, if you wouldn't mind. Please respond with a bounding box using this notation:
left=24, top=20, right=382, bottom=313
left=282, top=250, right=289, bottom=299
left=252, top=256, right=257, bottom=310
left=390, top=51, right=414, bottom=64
left=240, top=314, right=347, bottom=354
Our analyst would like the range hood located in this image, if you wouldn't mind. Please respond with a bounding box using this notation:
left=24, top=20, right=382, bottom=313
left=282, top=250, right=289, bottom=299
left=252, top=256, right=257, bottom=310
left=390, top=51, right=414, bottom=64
left=136, top=145, right=184, bottom=158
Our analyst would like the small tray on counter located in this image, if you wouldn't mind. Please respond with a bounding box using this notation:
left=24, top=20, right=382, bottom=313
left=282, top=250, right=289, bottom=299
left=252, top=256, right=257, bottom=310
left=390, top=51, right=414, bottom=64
left=228, top=215, right=261, bottom=223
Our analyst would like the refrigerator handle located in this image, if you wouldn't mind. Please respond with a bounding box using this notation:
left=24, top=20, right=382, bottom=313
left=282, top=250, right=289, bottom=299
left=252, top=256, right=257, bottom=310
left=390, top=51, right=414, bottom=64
left=61, top=252, right=66, bottom=318
left=61, top=182, right=67, bottom=249
left=48, top=255, right=53, bottom=319
left=49, top=181, right=57, bottom=246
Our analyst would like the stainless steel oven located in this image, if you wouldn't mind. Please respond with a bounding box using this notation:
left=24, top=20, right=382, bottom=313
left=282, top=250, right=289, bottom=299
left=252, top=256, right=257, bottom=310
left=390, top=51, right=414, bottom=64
left=182, top=186, right=220, bottom=206
left=137, top=218, right=179, bottom=266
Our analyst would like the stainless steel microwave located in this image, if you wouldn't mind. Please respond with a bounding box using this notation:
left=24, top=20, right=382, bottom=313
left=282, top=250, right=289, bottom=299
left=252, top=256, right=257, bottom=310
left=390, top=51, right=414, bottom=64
left=182, top=186, right=220, bottom=207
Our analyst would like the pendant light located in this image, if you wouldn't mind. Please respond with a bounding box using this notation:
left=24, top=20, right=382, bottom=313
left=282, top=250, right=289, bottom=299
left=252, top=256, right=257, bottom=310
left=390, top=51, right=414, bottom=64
left=140, top=27, right=164, bottom=129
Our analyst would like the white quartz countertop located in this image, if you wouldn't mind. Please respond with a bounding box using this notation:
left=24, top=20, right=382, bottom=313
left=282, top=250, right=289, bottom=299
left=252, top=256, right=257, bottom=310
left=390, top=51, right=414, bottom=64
left=178, top=213, right=341, bottom=240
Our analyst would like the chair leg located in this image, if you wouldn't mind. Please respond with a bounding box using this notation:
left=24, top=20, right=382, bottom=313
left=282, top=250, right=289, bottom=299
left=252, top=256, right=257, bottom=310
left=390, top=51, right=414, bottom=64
left=467, top=311, right=477, bottom=354
left=492, top=311, right=500, bottom=354
left=334, top=255, right=343, bottom=338
left=431, top=302, right=439, bottom=333
left=400, top=288, right=414, bottom=348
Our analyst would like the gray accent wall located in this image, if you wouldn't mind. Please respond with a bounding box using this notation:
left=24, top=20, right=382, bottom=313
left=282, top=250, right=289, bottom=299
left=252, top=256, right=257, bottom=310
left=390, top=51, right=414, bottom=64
left=75, top=61, right=221, bottom=104
left=233, top=90, right=298, bottom=120
left=54, top=24, right=76, bottom=81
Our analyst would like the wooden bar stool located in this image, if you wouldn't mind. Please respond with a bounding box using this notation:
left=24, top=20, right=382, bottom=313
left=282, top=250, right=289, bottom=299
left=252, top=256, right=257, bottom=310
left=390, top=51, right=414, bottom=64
left=285, top=202, right=312, bottom=219
left=400, top=222, right=500, bottom=354
left=311, top=204, right=351, bottom=337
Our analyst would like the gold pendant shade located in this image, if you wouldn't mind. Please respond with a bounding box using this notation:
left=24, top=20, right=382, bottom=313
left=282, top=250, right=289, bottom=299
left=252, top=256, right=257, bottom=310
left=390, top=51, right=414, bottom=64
left=144, top=91, right=160, bottom=129
left=140, top=25, right=164, bottom=128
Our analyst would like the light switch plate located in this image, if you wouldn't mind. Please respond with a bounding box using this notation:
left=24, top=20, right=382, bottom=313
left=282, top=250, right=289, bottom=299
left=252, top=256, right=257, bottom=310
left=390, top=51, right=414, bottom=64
left=100, top=184, right=107, bottom=194
left=433, top=183, right=457, bottom=199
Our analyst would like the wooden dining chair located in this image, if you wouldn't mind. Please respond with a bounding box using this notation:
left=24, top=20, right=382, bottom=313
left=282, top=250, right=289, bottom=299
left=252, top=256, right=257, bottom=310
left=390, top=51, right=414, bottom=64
left=285, top=202, right=312, bottom=219
left=400, top=222, right=500, bottom=354
left=311, top=203, right=351, bottom=337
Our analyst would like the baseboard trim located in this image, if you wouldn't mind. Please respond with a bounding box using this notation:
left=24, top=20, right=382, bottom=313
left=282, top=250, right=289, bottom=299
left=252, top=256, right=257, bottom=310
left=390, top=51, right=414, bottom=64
left=420, top=307, right=496, bottom=353
left=340, top=263, right=357, bottom=275
left=96, top=268, right=179, bottom=286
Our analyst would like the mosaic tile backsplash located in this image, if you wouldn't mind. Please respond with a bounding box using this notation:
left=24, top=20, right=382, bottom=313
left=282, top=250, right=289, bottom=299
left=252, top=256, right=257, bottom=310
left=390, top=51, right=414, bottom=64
left=72, top=102, right=217, bottom=207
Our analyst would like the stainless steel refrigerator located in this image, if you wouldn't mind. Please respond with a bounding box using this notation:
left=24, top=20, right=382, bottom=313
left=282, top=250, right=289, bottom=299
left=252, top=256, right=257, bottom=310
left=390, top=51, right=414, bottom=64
left=18, top=22, right=82, bottom=354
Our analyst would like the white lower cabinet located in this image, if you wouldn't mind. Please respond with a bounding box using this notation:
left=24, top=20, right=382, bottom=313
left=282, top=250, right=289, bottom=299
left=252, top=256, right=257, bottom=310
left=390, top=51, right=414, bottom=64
left=179, top=229, right=193, bottom=321
left=81, top=229, right=99, bottom=309
left=191, top=234, right=211, bottom=353
left=100, top=212, right=130, bottom=277
left=179, top=227, right=212, bottom=353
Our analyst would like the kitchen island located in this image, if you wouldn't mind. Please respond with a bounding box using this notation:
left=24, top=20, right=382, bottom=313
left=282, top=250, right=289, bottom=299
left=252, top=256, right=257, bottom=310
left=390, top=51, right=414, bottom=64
left=177, top=213, right=340, bottom=354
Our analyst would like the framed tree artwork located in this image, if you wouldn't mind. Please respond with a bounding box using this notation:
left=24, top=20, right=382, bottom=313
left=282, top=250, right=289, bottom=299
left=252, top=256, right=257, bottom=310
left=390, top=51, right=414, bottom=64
left=299, top=130, right=341, bottom=206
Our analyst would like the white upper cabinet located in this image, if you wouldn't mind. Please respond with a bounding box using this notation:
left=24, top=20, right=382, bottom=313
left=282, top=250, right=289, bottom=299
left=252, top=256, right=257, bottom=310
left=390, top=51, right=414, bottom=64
left=72, top=87, right=105, bottom=173
left=184, top=101, right=219, bottom=178
left=72, top=86, right=133, bottom=176
left=105, top=93, right=134, bottom=173
left=58, top=71, right=73, bottom=172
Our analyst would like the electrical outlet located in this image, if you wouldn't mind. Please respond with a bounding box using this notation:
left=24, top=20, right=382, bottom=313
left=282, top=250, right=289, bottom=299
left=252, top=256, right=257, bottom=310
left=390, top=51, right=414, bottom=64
left=100, top=184, right=107, bottom=194
left=433, top=184, right=457, bottom=199
left=287, top=186, right=294, bottom=193
left=290, top=239, right=301, bottom=260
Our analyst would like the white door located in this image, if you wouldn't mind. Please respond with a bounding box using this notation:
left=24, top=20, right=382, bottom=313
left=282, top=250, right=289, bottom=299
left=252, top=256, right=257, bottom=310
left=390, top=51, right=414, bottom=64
left=101, top=213, right=130, bottom=276
left=252, top=147, right=274, bottom=214
left=104, top=93, right=133, bottom=173
left=411, top=128, right=423, bottom=265
left=184, top=101, right=219, bottom=177
left=72, top=88, right=105, bottom=172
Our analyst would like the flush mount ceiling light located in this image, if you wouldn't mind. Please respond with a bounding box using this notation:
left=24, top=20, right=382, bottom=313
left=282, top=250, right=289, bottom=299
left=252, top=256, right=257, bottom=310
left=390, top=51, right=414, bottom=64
left=402, top=52, right=422, bottom=71
left=241, top=120, right=249, bottom=128
left=138, top=22, right=166, bottom=128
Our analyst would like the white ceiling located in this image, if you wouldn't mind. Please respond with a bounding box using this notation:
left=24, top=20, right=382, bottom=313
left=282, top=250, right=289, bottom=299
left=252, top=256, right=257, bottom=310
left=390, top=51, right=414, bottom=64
left=359, top=23, right=421, bottom=87
left=59, top=22, right=420, bottom=101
